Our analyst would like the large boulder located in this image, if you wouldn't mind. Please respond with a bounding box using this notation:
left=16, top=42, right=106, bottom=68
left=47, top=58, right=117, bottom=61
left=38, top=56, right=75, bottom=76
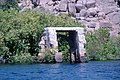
left=87, top=22, right=97, bottom=28
left=96, top=0, right=116, bottom=6
left=39, top=0, right=51, bottom=5
left=58, top=0, right=68, bottom=12
left=75, top=9, right=87, bottom=19
left=111, top=13, right=120, bottom=25
left=80, top=9, right=87, bottom=17
left=18, top=0, right=33, bottom=10
left=86, top=0, right=96, bottom=8
left=102, top=6, right=119, bottom=15
left=68, top=3, right=76, bottom=16
left=99, top=21, right=112, bottom=28
left=47, top=0, right=55, bottom=6
left=76, top=0, right=85, bottom=12
left=40, top=4, right=54, bottom=13
left=106, top=12, right=120, bottom=25
left=87, top=7, right=98, bottom=17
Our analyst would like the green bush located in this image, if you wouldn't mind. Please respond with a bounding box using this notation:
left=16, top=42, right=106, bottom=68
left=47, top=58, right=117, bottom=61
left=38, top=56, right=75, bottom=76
left=0, top=0, right=18, bottom=10
left=42, top=48, right=55, bottom=63
left=0, top=9, right=80, bottom=63
left=86, top=28, right=120, bottom=61
left=11, top=53, right=34, bottom=64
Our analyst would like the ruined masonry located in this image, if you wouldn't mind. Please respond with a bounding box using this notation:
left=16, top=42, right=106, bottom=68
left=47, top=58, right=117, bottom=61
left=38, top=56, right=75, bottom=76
left=17, top=0, right=120, bottom=62
left=39, top=27, right=86, bottom=63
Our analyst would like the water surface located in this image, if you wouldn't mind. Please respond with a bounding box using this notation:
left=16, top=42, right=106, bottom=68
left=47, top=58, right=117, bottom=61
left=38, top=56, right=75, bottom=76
left=0, top=60, right=120, bottom=80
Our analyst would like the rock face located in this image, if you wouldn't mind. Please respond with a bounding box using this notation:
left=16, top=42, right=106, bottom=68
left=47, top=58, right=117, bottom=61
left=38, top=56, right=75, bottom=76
left=18, top=0, right=120, bottom=36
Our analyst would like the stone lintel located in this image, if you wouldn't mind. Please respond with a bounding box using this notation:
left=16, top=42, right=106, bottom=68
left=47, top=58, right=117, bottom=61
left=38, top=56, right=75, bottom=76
left=45, top=27, right=84, bottom=31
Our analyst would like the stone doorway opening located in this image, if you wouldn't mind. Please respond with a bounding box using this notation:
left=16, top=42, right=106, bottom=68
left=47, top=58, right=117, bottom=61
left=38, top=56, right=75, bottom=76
left=39, top=27, right=86, bottom=63
left=57, top=31, right=80, bottom=63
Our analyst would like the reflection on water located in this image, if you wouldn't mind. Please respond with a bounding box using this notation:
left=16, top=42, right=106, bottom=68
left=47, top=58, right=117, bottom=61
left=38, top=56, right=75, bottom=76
left=0, top=60, right=120, bottom=80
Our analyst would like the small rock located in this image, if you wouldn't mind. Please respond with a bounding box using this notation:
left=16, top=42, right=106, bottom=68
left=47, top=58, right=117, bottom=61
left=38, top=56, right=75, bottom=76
left=55, top=52, right=63, bottom=63
left=98, top=12, right=105, bottom=19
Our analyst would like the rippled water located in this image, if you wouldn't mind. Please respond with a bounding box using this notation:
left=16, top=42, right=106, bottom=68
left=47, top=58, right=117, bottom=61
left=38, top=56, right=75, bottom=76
left=0, top=60, right=120, bottom=80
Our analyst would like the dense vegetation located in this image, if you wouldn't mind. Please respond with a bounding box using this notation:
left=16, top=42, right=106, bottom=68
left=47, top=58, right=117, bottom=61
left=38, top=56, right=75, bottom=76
left=0, top=9, right=80, bottom=64
left=0, top=0, right=120, bottom=64
left=86, top=28, right=120, bottom=61
left=0, top=0, right=18, bottom=10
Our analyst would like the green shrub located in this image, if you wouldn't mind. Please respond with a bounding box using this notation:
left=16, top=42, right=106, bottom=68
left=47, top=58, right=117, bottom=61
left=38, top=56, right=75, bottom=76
left=0, top=0, right=18, bottom=10
left=11, top=53, right=34, bottom=64
left=42, top=48, right=55, bottom=63
left=86, top=28, right=120, bottom=61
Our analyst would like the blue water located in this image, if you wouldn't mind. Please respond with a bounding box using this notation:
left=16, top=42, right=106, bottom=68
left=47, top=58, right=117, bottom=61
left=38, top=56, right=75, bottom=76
left=0, top=60, right=120, bottom=80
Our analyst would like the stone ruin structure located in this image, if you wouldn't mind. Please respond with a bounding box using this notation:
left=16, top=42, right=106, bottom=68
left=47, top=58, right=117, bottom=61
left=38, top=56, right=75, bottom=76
left=18, top=0, right=120, bottom=36
left=17, top=0, right=120, bottom=62
left=38, top=27, right=86, bottom=63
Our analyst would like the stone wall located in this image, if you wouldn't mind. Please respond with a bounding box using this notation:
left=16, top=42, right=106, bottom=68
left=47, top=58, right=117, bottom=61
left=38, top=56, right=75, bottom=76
left=18, top=0, right=120, bottom=36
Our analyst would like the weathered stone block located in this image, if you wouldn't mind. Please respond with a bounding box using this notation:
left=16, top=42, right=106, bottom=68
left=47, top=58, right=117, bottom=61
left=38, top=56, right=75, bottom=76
left=87, top=22, right=96, bottom=28
left=78, top=35, right=86, bottom=43
left=86, top=0, right=96, bottom=8
left=68, top=3, right=76, bottom=16
left=80, top=9, right=87, bottom=17
left=67, top=0, right=76, bottom=3
left=55, top=52, right=63, bottom=63
left=76, top=0, right=85, bottom=12
left=58, top=0, right=68, bottom=12
left=87, top=7, right=98, bottom=17
left=107, top=11, right=120, bottom=25
left=111, top=13, right=120, bottom=25
left=86, top=18, right=98, bottom=22
left=98, top=12, right=105, bottom=19
left=39, top=0, right=50, bottom=5
left=86, top=27, right=95, bottom=32
left=102, top=6, right=118, bottom=15
left=99, top=21, right=112, bottom=28
left=47, top=0, right=55, bottom=6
